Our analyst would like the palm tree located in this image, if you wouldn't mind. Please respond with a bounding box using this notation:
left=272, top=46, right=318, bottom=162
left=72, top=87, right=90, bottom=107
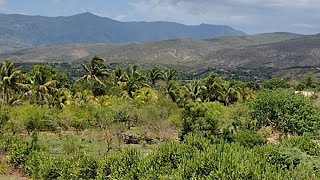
left=78, top=56, right=109, bottom=86
left=24, top=80, right=58, bottom=105
left=186, top=80, right=206, bottom=102
left=165, top=81, right=179, bottom=102
left=120, top=65, right=147, bottom=98
left=55, top=88, right=72, bottom=108
left=164, top=81, right=189, bottom=107
left=114, top=66, right=127, bottom=86
left=133, top=87, right=158, bottom=102
left=164, top=69, right=178, bottom=83
left=148, top=67, right=164, bottom=86
left=202, top=74, right=224, bottom=102
left=220, top=82, right=242, bottom=106
left=0, top=61, right=27, bottom=105
left=24, top=66, right=60, bottom=105
left=73, top=90, right=99, bottom=107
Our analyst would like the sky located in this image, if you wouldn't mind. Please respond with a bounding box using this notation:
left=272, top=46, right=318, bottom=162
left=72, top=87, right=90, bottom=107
left=0, top=0, right=319, bottom=34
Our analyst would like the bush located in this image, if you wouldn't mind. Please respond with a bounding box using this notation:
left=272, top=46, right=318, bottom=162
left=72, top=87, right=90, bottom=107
left=0, top=107, right=10, bottom=134
left=250, top=89, right=320, bottom=135
left=181, top=102, right=223, bottom=138
left=281, top=135, right=320, bottom=156
left=3, top=133, right=320, bottom=179
left=232, top=130, right=266, bottom=148
left=262, top=77, right=290, bottom=90
left=100, top=148, right=141, bottom=179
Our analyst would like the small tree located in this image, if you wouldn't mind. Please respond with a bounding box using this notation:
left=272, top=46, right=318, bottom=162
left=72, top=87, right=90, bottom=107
left=302, top=72, right=319, bottom=90
left=181, top=102, right=223, bottom=138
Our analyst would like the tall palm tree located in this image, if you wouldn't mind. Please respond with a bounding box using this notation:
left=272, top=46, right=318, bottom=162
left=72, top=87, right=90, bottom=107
left=148, top=67, right=164, bottom=86
left=165, top=81, right=179, bottom=103
left=78, top=56, right=109, bottom=86
left=0, top=61, right=27, bottom=105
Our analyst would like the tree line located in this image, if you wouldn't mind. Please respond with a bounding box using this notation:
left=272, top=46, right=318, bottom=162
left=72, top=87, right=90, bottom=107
left=0, top=56, right=256, bottom=108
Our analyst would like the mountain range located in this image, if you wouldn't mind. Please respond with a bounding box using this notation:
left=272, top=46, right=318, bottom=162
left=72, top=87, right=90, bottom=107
left=0, top=12, right=319, bottom=79
left=0, top=12, right=245, bottom=52
left=2, top=32, right=320, bottom=79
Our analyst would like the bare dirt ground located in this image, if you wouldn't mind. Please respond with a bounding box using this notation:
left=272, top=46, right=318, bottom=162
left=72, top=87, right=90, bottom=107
left=0, top=153, right=29, bottom=180
left=0, top=174, right=28, bottom=180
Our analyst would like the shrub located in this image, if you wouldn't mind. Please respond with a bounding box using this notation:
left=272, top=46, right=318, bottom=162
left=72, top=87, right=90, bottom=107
left=100, top=148, right=141, bottom=179
left=281, top=135, right=320, bottom=156
left=181, top=102, right=223, bottom=138
left=232, top=130, right=266, bottom=148
left=250, top=89, right=320, bottom=135
left=262, top=77, right=290, bottom=90
left=0, top=107, right=10, bottom=134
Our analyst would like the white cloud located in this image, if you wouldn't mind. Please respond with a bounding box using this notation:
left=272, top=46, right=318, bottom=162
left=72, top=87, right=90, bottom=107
left=121, top=0, right=320, bottom=34
left=293, top=23, right=315, bottom=28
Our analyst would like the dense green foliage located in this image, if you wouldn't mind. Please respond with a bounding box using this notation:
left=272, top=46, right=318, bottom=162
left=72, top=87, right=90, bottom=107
left=0, top=57, right=319, bottom=179
left=1, top=134, right=319, bottom=179
left=251, top=89, right=320, bottom=135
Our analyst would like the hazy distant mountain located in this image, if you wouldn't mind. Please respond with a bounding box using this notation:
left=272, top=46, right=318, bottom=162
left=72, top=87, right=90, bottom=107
left=0, top=12, right=245, bottom=52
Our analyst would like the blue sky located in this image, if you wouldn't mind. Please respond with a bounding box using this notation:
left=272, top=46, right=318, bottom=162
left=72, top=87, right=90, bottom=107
left=0, top=0, right=319, bottom=34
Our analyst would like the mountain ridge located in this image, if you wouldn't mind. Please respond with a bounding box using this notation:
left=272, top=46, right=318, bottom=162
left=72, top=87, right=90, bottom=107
left=0, top=12, right=245, bottom=52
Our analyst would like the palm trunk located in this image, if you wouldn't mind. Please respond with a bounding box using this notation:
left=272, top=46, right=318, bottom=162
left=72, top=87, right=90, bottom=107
left=3, top=86, right=9, bottom=105
left=2, top=87, right=5, bottom=106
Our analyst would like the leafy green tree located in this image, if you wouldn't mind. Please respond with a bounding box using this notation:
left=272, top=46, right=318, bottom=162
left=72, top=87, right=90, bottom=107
left=164, top=81, right=180, bottom=103
left=302, top=72, right=319, bottom=90
left=24, top=79, right=57, bottom=105
left=133, top=87, right=158, bottom=103
left=250, top=89, right=320, bottom=135
left=25, top=65, right=67, bottom=105
left=262, top=77, right=290, bottom=90
left=27, top=65, right=68, bottom=88
left=54, top=88, right=72, bottom=108
left=114, top=66, right=126, bottom=85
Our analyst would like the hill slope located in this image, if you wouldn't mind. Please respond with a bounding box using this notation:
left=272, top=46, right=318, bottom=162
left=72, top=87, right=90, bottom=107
left=0, top=32, right=301, bottom=63
left=0, top=12, right=245, bottom=52
left=1, top=32, right=318, bottom=79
